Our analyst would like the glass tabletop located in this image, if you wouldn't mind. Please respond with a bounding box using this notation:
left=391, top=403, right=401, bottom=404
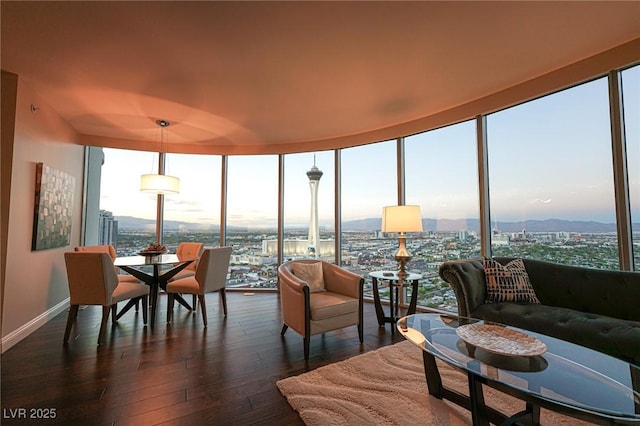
left=369, top=271, right=422, bottom=281
left=398, top=313, right=640, bottom=422
left=114, top=254, right=181, bottom=267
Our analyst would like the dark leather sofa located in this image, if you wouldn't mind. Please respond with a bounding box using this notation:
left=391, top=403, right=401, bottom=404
left=439, top=257, right=640, bottom=366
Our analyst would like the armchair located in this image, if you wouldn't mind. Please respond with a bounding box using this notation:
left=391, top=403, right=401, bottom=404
left=278, top=260, right=364, bottom=360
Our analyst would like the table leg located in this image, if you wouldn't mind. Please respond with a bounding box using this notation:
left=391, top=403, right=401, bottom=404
left=505, top=402, right=540, bottom=425
left=149, top=265, right=160, bottom=328
left=389, top=282, right=395, bottom=331
left=157, top=261, right=196, bottom=311
left=394, top=286, right=401, bottom=331
left=407, top=279, right=419, bottom=315
left=172, top=294, right=193, bottom=310
left=632, top=365, right=640, bottom=414
left=468, top=373, right=489, bottom=426
left=422, top=351, right=444, bottom=398
left=372, top=277, right=385, bottom=326
left=115, top=259, right=196, bottom=328
left=115, top=298, right=139, bottom=320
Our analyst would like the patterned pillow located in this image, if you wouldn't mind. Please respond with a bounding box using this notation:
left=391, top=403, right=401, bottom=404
left=483, top=258, right=540, bottom=304
left=292, top=262, right=326, bottom=293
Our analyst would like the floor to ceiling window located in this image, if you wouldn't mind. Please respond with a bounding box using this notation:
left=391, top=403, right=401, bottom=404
left=162, top=153, right=222, bottom=251
left=621, top=65, right=639, bottom=270
left=226, top=155, right=279, bottom=289
left=405, top=119, right=479, bottom=311
left=99, top=148, right=158, bottom=256
left=340, top=140, right=398, bottom=300
left=486, top=77, right=620, bottom=269
left=282, top=151, right=335, bottom=262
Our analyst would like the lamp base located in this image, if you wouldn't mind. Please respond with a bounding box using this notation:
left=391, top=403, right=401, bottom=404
left=395, top=254, right=411, bottom=285
left=395, top=233, right=411, bottom=285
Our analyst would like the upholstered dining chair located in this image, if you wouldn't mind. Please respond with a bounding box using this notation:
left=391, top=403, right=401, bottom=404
left=74, top=244, right=140, bottom=283
left=168, top=242, right=204, bottom=307
left=75, top=244, right=143, bottom=316
left=63, top=252, right=150, bottom=344
left=166, top=246, right=232, bottom=327
left=278, top=259, right=364, bottom=360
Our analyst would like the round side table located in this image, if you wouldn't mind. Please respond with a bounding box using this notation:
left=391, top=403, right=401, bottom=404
left=369, top=270, right=422, bottom=331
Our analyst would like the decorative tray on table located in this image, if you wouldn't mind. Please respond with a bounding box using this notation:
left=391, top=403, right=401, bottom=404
left=137, top=245, right=167, bottom=257
left=455, top=323, right=547, bottom=357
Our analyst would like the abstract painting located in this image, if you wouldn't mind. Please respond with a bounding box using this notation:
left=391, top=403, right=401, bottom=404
left=31, top=162, right=76, bottom=251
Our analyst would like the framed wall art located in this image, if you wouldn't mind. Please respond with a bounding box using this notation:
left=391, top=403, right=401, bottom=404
left=31, top=162, right=76, bottom=251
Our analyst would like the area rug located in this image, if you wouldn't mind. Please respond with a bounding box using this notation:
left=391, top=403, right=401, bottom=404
left=277, top=341, right=591, bottom=425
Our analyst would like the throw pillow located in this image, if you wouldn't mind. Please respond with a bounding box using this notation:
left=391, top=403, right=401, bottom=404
left=292, top=262, right=326, bottom=293
left=483, top=257, right=540, bottom=304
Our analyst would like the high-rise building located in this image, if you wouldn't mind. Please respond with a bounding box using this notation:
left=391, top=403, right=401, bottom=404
left=98, top=210, right=118, bottom=247
left=262, top=158, right=335, bottom=259
left=306, top=159, right=323, bottom=257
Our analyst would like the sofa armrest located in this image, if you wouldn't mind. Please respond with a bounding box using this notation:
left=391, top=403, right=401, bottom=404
left=439, top=259, right=486, bottom=318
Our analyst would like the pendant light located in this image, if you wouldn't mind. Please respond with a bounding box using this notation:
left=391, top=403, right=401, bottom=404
left=140, top=119, right=180, bottom=194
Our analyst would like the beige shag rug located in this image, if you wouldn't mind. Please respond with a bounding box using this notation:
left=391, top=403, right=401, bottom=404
left=277, top=341, right=592, bottom=425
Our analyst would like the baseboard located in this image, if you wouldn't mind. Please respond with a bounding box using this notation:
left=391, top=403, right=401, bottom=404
left=1, top=298, right=69, bottom=353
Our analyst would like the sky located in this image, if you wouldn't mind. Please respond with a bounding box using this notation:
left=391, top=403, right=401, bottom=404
left=99, top=66, right=639, bottom=228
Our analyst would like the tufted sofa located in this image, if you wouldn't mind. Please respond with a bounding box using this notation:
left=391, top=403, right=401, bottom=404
left=439, top=257, right=640, bottom=366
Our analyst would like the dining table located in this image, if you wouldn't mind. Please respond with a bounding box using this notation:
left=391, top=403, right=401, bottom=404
left=114, top=253, right=196, bottom=328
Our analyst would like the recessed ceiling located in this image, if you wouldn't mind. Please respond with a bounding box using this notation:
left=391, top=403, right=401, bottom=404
left=2, top=1, right=639, bottom=155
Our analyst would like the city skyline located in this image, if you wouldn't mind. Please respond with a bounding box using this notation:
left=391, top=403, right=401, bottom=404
left=110, top=213, right=631, bottom=234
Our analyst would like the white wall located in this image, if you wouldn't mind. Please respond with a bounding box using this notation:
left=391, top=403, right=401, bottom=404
left=1, top=77, right=84, bottom=352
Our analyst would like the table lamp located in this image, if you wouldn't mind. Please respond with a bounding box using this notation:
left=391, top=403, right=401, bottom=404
left=381, top=205, right=423, bottom=284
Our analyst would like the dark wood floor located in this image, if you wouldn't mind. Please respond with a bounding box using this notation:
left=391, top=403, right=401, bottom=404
left=1, top=292, right=406, bottom=425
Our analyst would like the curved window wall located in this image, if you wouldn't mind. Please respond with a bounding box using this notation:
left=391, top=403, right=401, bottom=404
left=97, top=64, right=639, bottom=312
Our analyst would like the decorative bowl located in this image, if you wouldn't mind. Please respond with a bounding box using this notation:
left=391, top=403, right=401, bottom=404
left=137, top=249, right=167, bottom=257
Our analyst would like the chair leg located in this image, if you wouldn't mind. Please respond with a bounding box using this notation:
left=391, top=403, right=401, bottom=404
left=142, top=295, right=148, bottom=325
left=192, top=294, right=197, bottom=310
left=304, top=336, right=310, bottom=360
left=199, top=295, right=208, bottom=327
left=63, top=305, right=79, bottom=342
left=166, top=294, right=175, bottom=323
left=98, top=306, right=111, bottom=345
left=135, top=298, right=140, bottom=312
left=280, top=324, right=288, bottom=335
left=358, top=323, right=364, bottom=343
left=220, top=289, right=227, bottom=316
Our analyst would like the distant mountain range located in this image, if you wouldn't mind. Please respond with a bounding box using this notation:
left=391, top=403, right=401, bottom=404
left=344, top=218, right=631, bottom=233
left=115, top=216, right=633, bottom=234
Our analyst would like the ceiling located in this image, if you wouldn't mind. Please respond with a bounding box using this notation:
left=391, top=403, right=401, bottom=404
left=2, top=1, right=639, bottom=155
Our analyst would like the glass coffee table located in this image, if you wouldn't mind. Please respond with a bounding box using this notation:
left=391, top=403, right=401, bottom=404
left=398, top=314, right=640, bottom=425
